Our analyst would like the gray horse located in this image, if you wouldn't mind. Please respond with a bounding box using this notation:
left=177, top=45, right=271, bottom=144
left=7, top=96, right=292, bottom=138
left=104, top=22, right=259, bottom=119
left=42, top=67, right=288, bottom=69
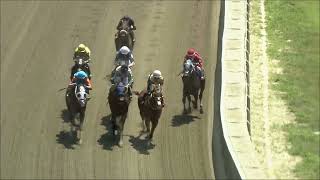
left=182, top=59, right=205, bottom=114
left=65, top=83, right=90, bottom=144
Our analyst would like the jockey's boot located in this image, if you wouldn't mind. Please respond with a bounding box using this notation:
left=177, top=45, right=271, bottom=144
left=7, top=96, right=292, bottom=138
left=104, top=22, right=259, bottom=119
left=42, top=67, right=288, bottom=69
left=128, top=87, right=133, bottom=99
left=130, top=31, right=135, bottom=47
left=200, top=69, right=205, bottom=80
left=161, top=96, right=165, bottom=107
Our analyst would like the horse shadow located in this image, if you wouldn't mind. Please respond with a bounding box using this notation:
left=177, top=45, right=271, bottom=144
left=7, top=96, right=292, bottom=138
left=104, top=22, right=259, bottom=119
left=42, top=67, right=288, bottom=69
left=55, top=109, right=77, bottom=149
left=56, top=130, right=77, bottom=149
left=128, top=134, right=155, bottom=155
left=171, top=114, right=200, bottom=127
left=97, top=114, right=118, bottom=150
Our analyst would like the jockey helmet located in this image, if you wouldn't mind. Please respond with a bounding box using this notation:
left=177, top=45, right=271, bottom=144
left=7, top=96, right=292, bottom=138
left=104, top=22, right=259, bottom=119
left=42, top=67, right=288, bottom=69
left=152, top=70, right=162, bottom=78
left=119, top=46, right=130, bottom=55
left=187, top=48, right=195, bottom=56
left=74, top=70, right=88, bottom=79
left=77, top=44, right=87, bottom=53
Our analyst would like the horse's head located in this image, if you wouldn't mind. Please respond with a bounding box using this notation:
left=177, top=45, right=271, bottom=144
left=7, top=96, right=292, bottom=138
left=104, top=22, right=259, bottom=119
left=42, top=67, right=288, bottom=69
left=113, top=82, right=130, bottom=102
left=119, top=29, right=128, bottom=37
left=74, top=84, right=88, bottom=107
left=146, top=84, right=163, bottom=110
left=183, top=59, right=195, bottom=77
left=120, top=19, right=131, bottom=31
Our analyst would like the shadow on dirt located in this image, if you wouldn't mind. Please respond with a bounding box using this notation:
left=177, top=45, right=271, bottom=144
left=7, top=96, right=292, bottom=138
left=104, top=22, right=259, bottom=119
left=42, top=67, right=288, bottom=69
left=60, top=109, right=70, bottom=123
left=171, top=114, right=200, bottom=127
left=128, top=133, right=155, bottom=155
left=56, top=130, right=76, bottom=149
left=97, top=114, right=118, bottom=150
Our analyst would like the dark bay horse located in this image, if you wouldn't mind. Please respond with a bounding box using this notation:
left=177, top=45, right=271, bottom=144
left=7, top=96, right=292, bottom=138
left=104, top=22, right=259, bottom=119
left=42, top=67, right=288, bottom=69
left=65, top=83, right=90, bottom=144
left=115, top=20, right=134, bottom=51
left=108, top=83, right=131, bottom=147
left=134, top=84, right=164, bottom=144
left=182, top=59, right=205, bottom=114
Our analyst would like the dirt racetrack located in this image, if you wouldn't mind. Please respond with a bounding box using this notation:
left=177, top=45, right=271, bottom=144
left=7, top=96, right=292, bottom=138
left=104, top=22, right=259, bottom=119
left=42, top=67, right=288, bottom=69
left=1, top=1, right=220, bottom=179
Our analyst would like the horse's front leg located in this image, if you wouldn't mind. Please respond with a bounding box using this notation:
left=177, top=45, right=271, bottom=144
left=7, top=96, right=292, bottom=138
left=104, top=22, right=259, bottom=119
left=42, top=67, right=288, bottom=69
left=182, top=93, right=187, bottom=114
left=199, top=80, right=205, bottom=114
left=148, top=118, right=159, bottom=141
left=193, top=92, right=198, bottom=109
left=77, top=110, right=85, bottom=145
left=116, top=115, right=125, bottom=147
left=187, top=95, right=192, bottom=113
left=145, top=118, right=151, bottom=135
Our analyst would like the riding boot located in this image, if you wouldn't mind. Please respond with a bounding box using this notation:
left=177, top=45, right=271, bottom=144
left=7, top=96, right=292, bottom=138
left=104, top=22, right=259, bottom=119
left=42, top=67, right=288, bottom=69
left=130, top=31, right=135, bottom=47
left=161, top=96, right=165, bottom=107
left=200, top=69, right=205, bottom=80
left=128, top=87, right=132, bottom=99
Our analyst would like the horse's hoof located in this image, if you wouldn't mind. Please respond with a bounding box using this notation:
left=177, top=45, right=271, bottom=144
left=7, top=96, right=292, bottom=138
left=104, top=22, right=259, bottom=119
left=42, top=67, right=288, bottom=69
left=183, top=109, right=188, bottom=114
left=118, top=140, right=123, bottom=147
left=200, top=108, right=204, bottom=114
left=78, top=139, right=82, bottom=145
left=114, top=130, right=118, bottom=136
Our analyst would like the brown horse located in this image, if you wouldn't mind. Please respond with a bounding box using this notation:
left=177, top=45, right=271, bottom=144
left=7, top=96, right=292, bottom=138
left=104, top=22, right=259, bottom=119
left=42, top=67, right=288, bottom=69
left=134, top=85, right=164, bottom=144
left=114, top=20, right=134, bottom=51
left=107, top=83, right=131, bottom=147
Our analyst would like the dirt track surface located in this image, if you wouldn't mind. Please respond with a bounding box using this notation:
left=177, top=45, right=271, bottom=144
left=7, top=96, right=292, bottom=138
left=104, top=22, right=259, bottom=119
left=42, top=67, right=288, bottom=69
left=1, top=1, right=220, bottom=179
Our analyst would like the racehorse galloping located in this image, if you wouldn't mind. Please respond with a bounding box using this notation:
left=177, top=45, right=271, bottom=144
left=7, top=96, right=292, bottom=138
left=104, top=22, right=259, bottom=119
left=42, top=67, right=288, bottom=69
left=108, top=83, right=131, bottom=147
left=182, top=59, right=205, bottom=114
left=65, top=84, right=89, bottom=144
left=134, top=84, right=164, bottom=144
left=115, top=20, right=133, bottom=51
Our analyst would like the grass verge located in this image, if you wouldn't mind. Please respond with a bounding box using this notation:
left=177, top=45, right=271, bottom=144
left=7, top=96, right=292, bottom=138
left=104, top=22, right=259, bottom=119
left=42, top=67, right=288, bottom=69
left=265, top=0, right=319, bottom=179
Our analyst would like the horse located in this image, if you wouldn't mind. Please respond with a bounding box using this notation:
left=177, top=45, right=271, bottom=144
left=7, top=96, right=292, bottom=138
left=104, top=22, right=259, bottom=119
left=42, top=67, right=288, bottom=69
left=134, top=84, right=164, bottom=145
left=114, top=20, right=134, bottom=51
left=107, top=83, right=131, bottom=147
left=65, top=83, right=90, bottom=144
left=70, top=56, right=91, bottom=80
left=181, top=59, right=205, bottom=114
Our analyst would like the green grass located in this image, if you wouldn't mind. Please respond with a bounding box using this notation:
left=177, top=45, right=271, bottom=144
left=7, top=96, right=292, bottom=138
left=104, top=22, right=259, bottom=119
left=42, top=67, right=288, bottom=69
left=266, top=0, right=320, bottom=179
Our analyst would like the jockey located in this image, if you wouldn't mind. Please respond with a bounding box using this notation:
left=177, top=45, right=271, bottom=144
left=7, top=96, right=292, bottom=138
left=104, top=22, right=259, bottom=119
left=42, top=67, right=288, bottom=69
left=70, top=62, right=91, bottom=81
left=116, top=15, right=136, bottom=44
left=114, top=46, right=135, bottom=68
left=145, top=70, right=165, bottom=107
left=68, top=70, right=92, bottom=96
left=72, top=43, right=92, bottom=80
left=184, top=48, right=205, bottom=80
left=111, top=65, right=133, bottom=97
left=73, top=43, right=91, bottom=62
